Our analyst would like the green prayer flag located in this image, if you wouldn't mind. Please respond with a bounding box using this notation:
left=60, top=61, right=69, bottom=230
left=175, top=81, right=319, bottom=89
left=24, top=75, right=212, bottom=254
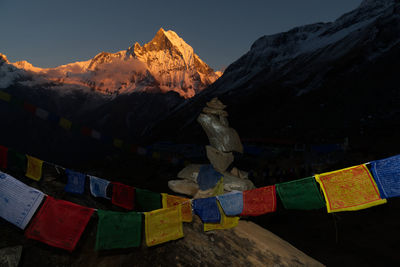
left=7, top=150, right=27, bottom=176
left=135, top=188, right=162, bottom=212
left=10, top=97, right=24, bottom=108
left=276, top=177, right=325, bottom=210
left=95, top=210, right=142, bottom=250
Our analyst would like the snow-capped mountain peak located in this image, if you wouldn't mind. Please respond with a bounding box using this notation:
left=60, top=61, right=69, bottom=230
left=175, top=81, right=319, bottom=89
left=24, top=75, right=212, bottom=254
left=1, top=29, right=221, bottom=98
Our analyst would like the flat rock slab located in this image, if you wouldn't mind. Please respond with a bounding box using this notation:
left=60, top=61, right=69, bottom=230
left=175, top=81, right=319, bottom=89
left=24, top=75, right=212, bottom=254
left=233, top=221, right=324, bottom=266
left=0, top=246, right=22, bottom=267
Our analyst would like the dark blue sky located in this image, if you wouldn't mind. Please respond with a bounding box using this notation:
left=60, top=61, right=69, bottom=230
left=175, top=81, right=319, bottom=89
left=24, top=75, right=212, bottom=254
left=0, top=0, right=362, bottom=70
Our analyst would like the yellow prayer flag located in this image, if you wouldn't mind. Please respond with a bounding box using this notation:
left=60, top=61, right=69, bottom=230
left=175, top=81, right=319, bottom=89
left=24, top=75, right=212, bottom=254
left=59, top=118, right=72, bottom=130
left=315, top=164, right=386, bottom=213
left=26, top=155, right=44, bottom=181
left=152, top=151, right=161, bottom=160
left=113, top=138, right=123, bottom=148
left=204, top=202, right=239, bottom=231
left=0, top=91, right=11, bottom=102
left=161, top=193, right=192, bottom=222
left=212, top=178, right=224, bottom=196
left=145, top=206, right=183, bottom=247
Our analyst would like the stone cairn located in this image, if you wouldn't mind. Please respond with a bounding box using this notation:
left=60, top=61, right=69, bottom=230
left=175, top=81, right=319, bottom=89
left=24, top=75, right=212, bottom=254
left=168, top=97, right=255, bottom=198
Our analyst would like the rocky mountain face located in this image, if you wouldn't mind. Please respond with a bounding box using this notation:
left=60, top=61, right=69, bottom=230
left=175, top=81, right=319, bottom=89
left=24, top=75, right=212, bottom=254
left=149, top=0, right=400, bottom=153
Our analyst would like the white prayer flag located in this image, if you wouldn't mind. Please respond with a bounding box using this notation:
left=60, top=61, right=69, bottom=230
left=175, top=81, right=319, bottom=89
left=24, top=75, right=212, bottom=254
left=0, top=171, right=44, bottom=229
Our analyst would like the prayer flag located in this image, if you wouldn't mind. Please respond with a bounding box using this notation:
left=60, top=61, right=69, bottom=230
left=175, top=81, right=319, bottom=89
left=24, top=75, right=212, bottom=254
left=59, top=118, right=72, bottom=130
left=137, top=147, right=147, bottom=155
left=64, top=169, right=86, bottom=194
left=161, top=193, right=192, bottom=222
left=10, top=97, right=23, bottom=108
left=25, top=196, right=94, bottom=252
left=135, top=188, right=162, bottom=212
left=193, top=197, right=221, bottom=223
left=35, top=108, right=49, bottom=120
left=113, top=139, right=123, bottom=148
left=0, top=145, right=8, bottom=169
left=91, top=130, right=101, bottom=140
left=95, top=210, right=142, bottom=250
left=145, top=206, right=183, bottom=247
left=212, top=178, right=224, bottom=196
left=276, top=177, right=325, bottom=210
left=240, top=185, right=277, bottom=216
left=89, top=176, right=110, bottom=199
left=315, top=165, right=386, bottom=213
left=370, top=155, right=400, bottom=198
left=25, top=155, right=43, bottom=181
left=197, top=165, right=222, bottom=190
left=152, top=151, right=161, bottom=160
left=0, top=171, right=44, bottom=229
left=48, top=113, right=60, bottom=124
left=111, top=182, right=135, bottom=210
left=81, top=126, right=92, bottom=137
left=7, top=150, right=26, bottom=176
left=23, top=102, right=36, bottom=114
left=204, top=202, right=239, bottom=231
left=216, top=191, right=243, bottom=216
left=0, top=91, right=11, bottom=102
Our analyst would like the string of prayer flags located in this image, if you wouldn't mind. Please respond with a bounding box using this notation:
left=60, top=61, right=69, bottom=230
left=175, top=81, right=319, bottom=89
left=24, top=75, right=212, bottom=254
left=216, top=190, right=243, bottom=216
left=64, top=169, right=86, bottom=194
left=161, top=193, right=192, bottom=222
left=95, top=210, right=142, bottom=250
left=204, top=202, right=239, bottom=232
left=0, top=171, right=44, bottom=229
left=0, top=145, right=8, bottom=169
left=192, top=197, right=221, bottom=223
left=25, top=155, right=43, bottom=181
left=276, top=177, right=325, bottom=210
left=144, top=206, right=183, bottom=247
left=315, top=165, right=386, bottom=213
left=240, top=185, right=277, bottom=216
left=25, top=196, right=94, bottom=252
left=135, top=188, right=162, bottom=212
left=89, top=175, right=110, bottom=199
left=111, top=182, right=135, bottom=210
left=197, top=165, right=223, bottom=190
left=370, top=154, right=400, bottom=198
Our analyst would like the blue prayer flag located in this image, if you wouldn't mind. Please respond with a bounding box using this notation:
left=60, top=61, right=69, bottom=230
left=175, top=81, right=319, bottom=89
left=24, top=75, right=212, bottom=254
left=197, top=165, right=222, bottom=190
left=192, top=197, right=221, bottom=223
left=370, top=155, right=400, bottom=198
left=64, top=169, right=86, bottom=194
left=217, top=191, right=243, bottom=216
left=0, top=171, right=44, bottom=229
left=89, top=176, right=110, bottom=199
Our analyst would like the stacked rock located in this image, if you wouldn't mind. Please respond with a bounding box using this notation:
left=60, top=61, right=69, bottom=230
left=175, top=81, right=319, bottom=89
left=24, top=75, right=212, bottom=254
left=168, top=98, right=255, bottom=198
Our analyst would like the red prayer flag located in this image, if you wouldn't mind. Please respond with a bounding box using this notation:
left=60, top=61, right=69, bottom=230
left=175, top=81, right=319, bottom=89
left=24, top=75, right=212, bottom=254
left=111, top=182, right=135, bottom=210
left=240, top=185, right=277, bottom=216
left=81, top=126, right=92, bottom=137
left=23, top=102, right=37, bottom=114
left=0, top=145, right=8, bottom=169
left=25, top=196, right=94, bottom=252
